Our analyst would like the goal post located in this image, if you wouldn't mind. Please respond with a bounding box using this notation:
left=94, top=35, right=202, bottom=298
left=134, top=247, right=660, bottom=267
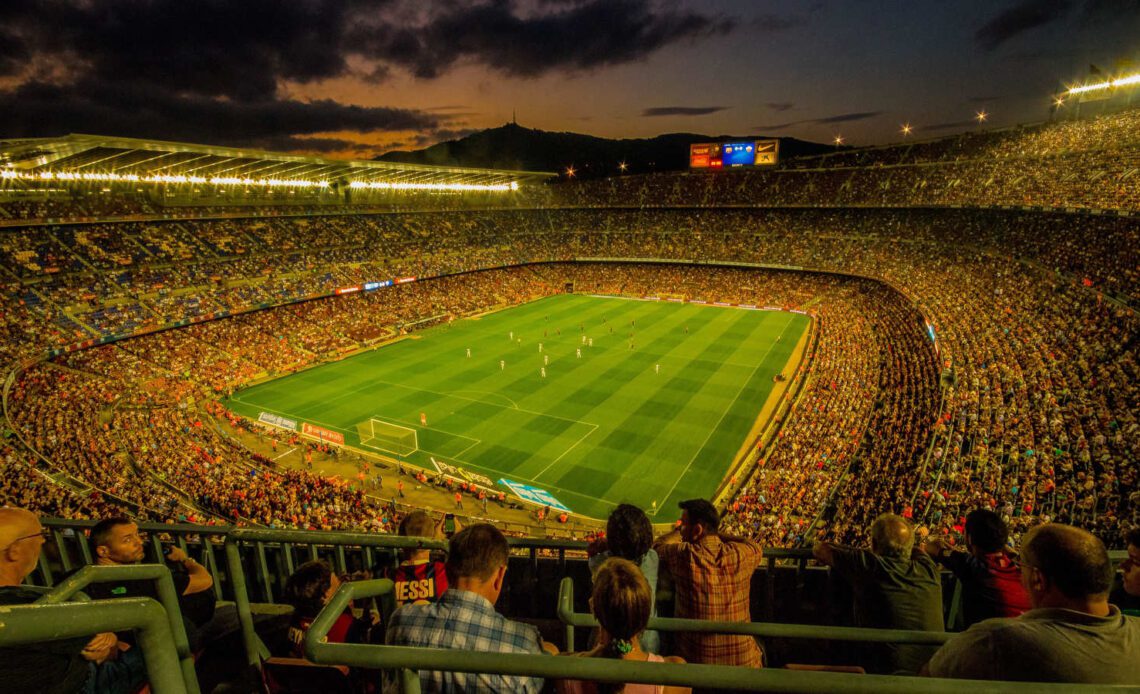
left=357, top=418, right=418, bottom=457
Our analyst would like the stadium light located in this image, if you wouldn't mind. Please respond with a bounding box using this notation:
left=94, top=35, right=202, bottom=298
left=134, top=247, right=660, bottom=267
left=1066, top=71, right=1140, bottom=94
left=975, top=110, right=988, bottom=123
left=900, top=123, right=913, bottom=137
left=565, top=166, right=576, bottom=178
left=348, top=181, right=518, bottom=192
left=833, top=135, right=844, bottom=146
left=1053, top=96, right=1066, bottom=108
left=619, top=161, right=628, bottom=172
left=0, top=170, right=331, bottom=188
left=0, top=169, right=521, bottom=193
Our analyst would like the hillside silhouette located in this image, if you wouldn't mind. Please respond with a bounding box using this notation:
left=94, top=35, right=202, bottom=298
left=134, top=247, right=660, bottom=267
left=377, top=123, right=832, bottom=177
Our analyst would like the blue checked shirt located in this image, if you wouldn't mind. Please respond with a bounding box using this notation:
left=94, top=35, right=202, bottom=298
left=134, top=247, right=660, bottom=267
left=386, top=587, right=545, bottom=693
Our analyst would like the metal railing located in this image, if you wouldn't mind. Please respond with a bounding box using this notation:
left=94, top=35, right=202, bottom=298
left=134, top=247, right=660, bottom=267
left=36, top=563, right=201, bottom=694
left=555, top=576, right=951, bottom=652
left=304, top=578, right=1134, bottom=694
left=0, top=597, right=188, bottom=694
left=221, top=526, right=584, bottom=668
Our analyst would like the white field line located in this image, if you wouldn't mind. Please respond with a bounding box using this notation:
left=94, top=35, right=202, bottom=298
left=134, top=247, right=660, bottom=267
left=653, top=314, right=796, bottom=512
left=532, top=423, right=600, bottom=482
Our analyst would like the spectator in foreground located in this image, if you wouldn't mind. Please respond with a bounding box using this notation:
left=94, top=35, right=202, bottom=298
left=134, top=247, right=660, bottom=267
left=1111, top=527, right=1140, bottom=618
left=654, top=499, right=764, bottom=668
left=0, top=507, right=145, bottom=694
left=282, top=560, right=371, bottom=658
left=557, top=557, right=689, bottom=694
left=922, top=509, right=1030, bottom=627
left=86, top=517, right=216, bottom=647
left=387, top=523, right=558, bottom=693
left=925, top=523, right=1140, bottom=683
left=588, top=503, right=660, bottom=654
left=384, top=511, right=450, bottom=609
left=813, top=513, right=943, bottom=674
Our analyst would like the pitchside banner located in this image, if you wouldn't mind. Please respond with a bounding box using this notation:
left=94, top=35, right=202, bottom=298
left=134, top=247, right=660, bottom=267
left=258, top=412, right=297, bottom=431
left=301, top=422, right=345, bottom=446
left=498, top=479, right=571, bottom=513
left=431, top=457, right=495, bottom=488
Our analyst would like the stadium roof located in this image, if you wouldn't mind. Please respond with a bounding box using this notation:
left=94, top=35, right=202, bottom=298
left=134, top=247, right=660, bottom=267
left=0, top=134, right=555, bottom=188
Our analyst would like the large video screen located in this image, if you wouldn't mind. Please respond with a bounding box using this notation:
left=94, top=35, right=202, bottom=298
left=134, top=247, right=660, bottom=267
left=690, top=140, right=778, bottom=169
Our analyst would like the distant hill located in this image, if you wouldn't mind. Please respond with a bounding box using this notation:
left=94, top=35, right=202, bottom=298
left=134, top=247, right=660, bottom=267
left=376, top=123, right=832, bottom=178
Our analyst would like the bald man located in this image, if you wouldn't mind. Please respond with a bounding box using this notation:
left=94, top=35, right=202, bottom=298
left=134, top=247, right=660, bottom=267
left=0, top=507, right=144, bottom=693
left=925, top=523, right=1140, bottom=683
left=814, top=513, right=944, bottom=673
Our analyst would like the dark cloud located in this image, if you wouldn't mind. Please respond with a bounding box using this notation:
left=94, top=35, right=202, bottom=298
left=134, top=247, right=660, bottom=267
left=815, top=110, right=881, bottom=124
left=641, top=106, right=728, bottom=117
left=975, top=0, right=1072, bottom=51
left=255, top=136, right=380, bottom=154
left=0, top=77, right=439, bottom=146
left=347, top=0, right=736, bottom=79
left=754, top=110, right=883, bottom=130
left=0, top=0, right=735, bottom=150
left=765, top=102, right=795, bottom=112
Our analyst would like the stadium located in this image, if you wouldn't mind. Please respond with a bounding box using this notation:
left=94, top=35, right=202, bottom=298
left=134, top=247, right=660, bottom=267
left=1, top=16, right=1139, bottom=693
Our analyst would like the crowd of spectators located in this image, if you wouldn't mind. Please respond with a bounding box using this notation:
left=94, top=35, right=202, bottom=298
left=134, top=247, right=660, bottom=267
left=0, top=111, right=1135, bottom=553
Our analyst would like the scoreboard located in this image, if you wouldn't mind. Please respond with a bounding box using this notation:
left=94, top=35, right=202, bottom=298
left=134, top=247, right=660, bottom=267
left=690, top=140, right=779, bottom=169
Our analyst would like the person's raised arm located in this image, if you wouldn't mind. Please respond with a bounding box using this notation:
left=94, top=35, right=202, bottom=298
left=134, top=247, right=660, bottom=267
left=812, top=541, right=837, bottom=566
left=166, top=546, right=213, bottom=594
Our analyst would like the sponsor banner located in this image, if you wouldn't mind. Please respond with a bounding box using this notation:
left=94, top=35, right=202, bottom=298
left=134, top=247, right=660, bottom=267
left=690, top=300, right=707, bottom=305
left=301, top=422, right=344, bottom=445
left=666, top=297, right=684, bottom=302
left=431, top=458, right=495, bottom=488
left=498, top=479, right=571, bottom=513
left=396, top=276, right=416, bottom=284
left=258, top=412, right=298, bottom=431
left=335, top=286, right=361, bottom=295
left=713, top=301, right=732, bottom=307
left=738, top=304, right=757, bottom=309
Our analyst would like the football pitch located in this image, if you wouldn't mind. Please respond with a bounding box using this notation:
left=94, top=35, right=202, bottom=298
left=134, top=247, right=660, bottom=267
left=225, top=294, right=810, bottom=519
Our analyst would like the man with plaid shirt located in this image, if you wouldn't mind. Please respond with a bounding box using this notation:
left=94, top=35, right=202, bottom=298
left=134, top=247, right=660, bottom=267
left=654, top=498, right=764, bottom=667
left=387, top=523, right=557, bottom=692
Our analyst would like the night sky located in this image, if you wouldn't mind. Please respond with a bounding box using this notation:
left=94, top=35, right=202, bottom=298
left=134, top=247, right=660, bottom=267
left=1, top=0, right=1138, bottom=159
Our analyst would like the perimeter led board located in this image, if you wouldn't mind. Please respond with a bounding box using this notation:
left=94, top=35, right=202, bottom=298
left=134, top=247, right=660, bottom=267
left=690, top=140, right=779, bottom=169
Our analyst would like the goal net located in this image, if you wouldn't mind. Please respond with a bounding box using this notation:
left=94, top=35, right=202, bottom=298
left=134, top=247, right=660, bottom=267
left=357, top=418, right=418, bottom=457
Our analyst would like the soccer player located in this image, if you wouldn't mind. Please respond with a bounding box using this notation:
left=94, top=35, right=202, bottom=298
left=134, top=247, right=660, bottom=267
left=655, top=364, right=660, bottom=374
left=538, top=343, right=543, bottom=353
left=581, top=335, right=587, bottom=345
left=500, top=360, right=505, bottom=370
left=421, top=412, right=428, bottom=426
left=541, top=367, right=546, bottom=379
left=466, top=347, right=471, bottom=358
left=543, top=354, right=549, bottom=366
left=576, top=348, right=582, bottom=358
left=589, top=338, right=593, bottom=347
left=509, top=331, right=514, bottom=340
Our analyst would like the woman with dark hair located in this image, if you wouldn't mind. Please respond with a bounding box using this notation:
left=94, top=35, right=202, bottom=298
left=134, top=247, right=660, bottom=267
left=589, top=503, right=660, bottom=653
left=557, top=558, right=689, bottom=694
left=282, top=560, right=368, bottom=657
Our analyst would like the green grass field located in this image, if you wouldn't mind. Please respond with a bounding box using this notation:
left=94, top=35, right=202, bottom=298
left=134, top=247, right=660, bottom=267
left=225, top=294, right=809, bottom=519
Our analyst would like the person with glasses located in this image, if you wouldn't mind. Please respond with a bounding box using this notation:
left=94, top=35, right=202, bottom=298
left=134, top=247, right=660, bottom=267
left=924, top=523, right=1140, bottom=683
left=0, top=506, right=146, bottom=694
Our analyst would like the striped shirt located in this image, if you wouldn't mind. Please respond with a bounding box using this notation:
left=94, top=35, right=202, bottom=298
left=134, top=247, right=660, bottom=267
left=386, top=588, right=545, bottom=693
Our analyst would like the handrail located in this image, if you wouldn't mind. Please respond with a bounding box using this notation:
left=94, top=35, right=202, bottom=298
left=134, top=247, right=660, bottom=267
left=556, top=577, right=949, bottom=652
left=0, top=597, right=188, bottom=694
left=304, top=578, right=1131, bottom=694
left=36, top=563, right=200, bottom=694
left=222, top=526, right=583, bottom=668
